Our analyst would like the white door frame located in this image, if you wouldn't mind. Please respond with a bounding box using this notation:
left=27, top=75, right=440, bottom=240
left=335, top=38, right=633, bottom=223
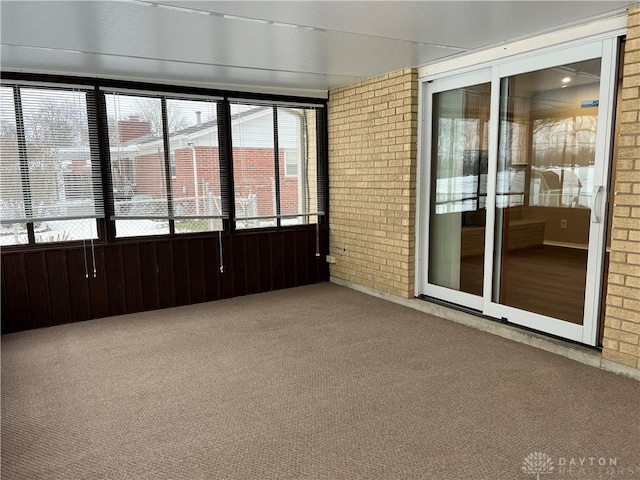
left=417, top=68, right=492, bottom=311
left=416, top=33, right=621, bottom=345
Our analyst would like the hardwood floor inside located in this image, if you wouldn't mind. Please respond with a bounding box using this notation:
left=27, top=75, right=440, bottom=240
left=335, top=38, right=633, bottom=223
left=460, top=245, right=588, bottom=325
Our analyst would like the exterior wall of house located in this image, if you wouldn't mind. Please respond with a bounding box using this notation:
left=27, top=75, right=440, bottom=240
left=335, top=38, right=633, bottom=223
left=231, top=147, right=297, bottom=217
left=173, top=146, right=220, bottom=194
left=134, top=152, right=166, bottom=198
left=169, top=146, right=299, bottom=218
left=328, top=68, right=418, bottom=298
left=602, top=5, right=640, bottom=369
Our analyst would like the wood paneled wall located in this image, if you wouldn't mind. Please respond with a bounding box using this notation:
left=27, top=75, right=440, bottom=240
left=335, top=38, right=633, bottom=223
left=1, top=226, right=329, bottom=333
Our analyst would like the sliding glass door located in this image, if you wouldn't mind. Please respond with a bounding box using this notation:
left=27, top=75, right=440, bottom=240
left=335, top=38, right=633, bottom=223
left=418, top=38, right=618, bottom=345
left=421, top=70, right=491, bottom=310
left=493, top=58, right=601, bottom=326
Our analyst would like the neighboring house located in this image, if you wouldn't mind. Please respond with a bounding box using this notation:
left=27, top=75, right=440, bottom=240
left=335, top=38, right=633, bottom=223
left=111, top=107, right=306, bottom=219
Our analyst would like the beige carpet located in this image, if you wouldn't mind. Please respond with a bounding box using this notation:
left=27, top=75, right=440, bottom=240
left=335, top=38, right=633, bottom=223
left=2, top=283, right=639, bottom=479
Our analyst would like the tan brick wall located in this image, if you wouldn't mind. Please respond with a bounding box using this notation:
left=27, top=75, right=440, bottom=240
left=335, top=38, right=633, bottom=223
left=602, top=4, right=640, bottom=370
left=328, top=69, right=418, bottom=298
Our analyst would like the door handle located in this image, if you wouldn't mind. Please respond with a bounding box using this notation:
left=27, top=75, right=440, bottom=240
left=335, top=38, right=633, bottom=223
left=592, top=185, right=603, bottom=224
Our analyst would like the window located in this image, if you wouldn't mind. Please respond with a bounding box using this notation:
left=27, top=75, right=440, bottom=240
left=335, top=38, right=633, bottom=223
left=284, top=150, right=299, bottom=177
left=231, top=103, right=276, bottom=229
left=166, top=98, right=225, bottom=234
left=105, top=93, right=170, bottom=237
left=1, top=74, right=325, bottom=247
left=104, top=92, right=226, bottom=237
left=231, top=101, right=323, bottom=229
left=0, top=84, right=103, bottom=246
left=530, top=114, right=597, bottom=208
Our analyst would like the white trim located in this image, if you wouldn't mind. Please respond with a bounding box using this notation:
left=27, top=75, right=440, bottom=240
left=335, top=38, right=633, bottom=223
left=416, top=69, right=491, bottom=308
left=489, top=302, right=584, bottom=343
left=495, top=39, right=603, bottom=79
left=482, top=68, right=501, bottom=316
left=414, top=81, right=426, bottom=298
left=582, top=36, right=619, bottom=346
left=426, top=69, right=493, bottom=94
left=418, top=15, right=626, bottom=79
left=417, top=80, right=433, bottom=299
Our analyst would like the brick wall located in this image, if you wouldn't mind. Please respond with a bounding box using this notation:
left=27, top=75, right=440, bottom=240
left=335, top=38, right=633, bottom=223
left=164, top=146, right=299, bottom=218
left=232, top=147, right=298, bottom=217
left=328, top=69, right=418, bottom=298
left=135, top=152, right=165, bottom=198
left=602, top=5, right=640, bottom=370
left=173, top=146, right=221, bottom=199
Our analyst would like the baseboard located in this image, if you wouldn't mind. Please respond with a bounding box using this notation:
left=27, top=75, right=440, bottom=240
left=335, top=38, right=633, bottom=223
left=330, top=276, right=640, bottom=381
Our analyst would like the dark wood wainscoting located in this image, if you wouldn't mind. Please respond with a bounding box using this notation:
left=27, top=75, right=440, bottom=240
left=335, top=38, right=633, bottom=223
left=1, top=227, right=329, bottom=333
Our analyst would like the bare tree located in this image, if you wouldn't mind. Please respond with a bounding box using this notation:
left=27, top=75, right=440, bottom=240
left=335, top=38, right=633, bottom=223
left=24, top=97, right=89, bottom=147
left=132, top=97, right=190, bottom=135
left=20, top=93, right=90, bottom=215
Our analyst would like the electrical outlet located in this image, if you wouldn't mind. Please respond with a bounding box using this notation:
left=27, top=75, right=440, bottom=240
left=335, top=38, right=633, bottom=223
left=560, top=219, right=567, bottom=229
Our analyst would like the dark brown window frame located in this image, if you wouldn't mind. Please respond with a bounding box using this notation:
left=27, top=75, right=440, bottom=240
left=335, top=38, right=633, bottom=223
left=0, top=72, right=329, bottom=252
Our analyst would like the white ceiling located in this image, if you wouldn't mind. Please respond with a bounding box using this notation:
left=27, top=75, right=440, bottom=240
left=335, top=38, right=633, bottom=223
left=0, top=1, right=635, bottom=98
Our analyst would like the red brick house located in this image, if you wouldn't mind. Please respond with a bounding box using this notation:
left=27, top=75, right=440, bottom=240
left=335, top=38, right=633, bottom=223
left=112, top=107, right=303, bottom=220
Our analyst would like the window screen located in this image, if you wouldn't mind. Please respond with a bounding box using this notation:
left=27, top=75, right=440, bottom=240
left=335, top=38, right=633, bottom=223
left=231, top=101, right=323, bottom=229
left=0, top=84, right=102, bottom=245
left=105, top=92, right=226, bottom=237
left=166, top=98, right=225, bottom=234
left=105, top=92, right=170, bottom=237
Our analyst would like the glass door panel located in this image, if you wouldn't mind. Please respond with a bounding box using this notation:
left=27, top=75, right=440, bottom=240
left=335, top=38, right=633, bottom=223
left=419, top=38, right=616, bottom=344
left=493, top=59, right=602, bottom=325
left=429, top=82, right=490, bottom=297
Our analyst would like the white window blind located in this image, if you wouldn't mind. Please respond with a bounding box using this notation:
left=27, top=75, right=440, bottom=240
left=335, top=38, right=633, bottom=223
left=231, top=102, right=277, bottom=229
left=106, top=93, right=228, bottom=237
left=166, top=98, right=225, bottom=234
left=231, top=102, right=324, bottom=229
left=277, top=107, right=320, bottom=226
left=0, top=86, right=23, bottom=243
left=0, top=84, right=102, bottom=245
left=105, top=92, right=170, bottom=237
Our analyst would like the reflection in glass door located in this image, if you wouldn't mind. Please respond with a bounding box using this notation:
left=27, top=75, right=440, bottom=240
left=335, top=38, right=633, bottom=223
left=429, top=82, right=490, bottom=298
left=493, top=59, right=601, bottom=325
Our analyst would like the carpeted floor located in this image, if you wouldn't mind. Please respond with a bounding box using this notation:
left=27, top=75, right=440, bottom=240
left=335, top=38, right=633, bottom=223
left=2, top=283, right=639, bottom=479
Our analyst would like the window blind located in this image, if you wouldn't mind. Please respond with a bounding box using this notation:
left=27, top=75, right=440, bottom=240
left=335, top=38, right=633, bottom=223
left=231, top=102, right=277, bottom=229
left=166, top=98, right=226, bottom=234
left=105, top=92, right=170, bottom=237
left=230, top=101, right=324, bottom=229
left=277, top=106, right=321, bottom=226
left=105, top=92, right=228, bottom=237
left=0, top=84, right=103, bottom=243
